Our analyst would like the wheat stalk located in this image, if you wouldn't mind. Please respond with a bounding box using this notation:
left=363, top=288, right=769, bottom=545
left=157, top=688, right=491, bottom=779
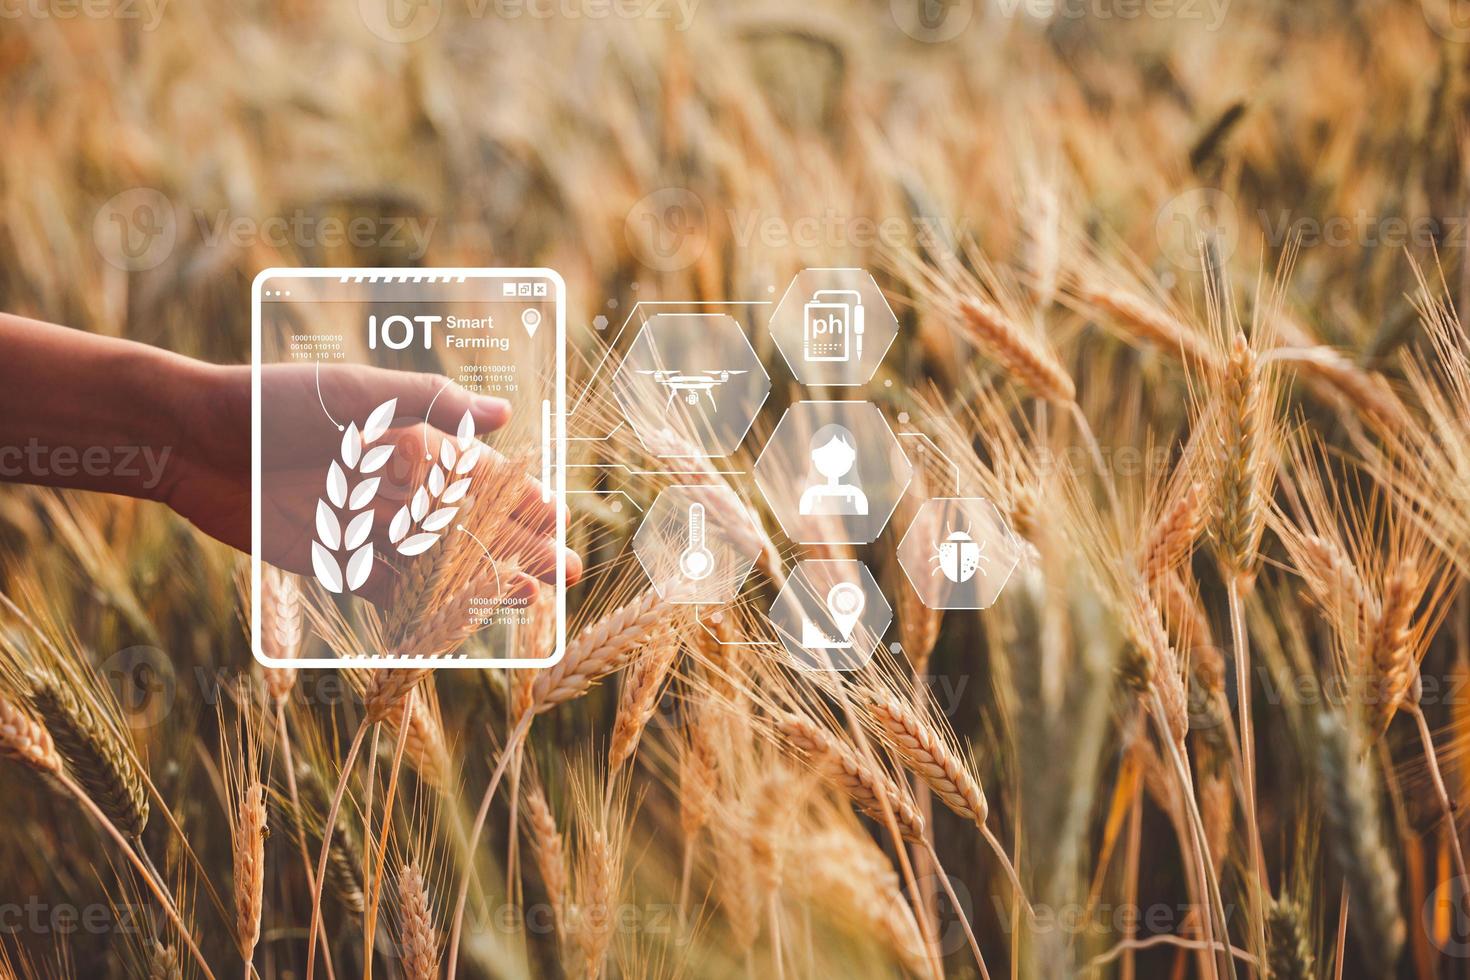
left=232, top=781, right=266, bottom=964
left=774, top=713, right=925, bottom=843
left=574, top=829, right=616, bottom=980
left=608, top=636, right=680, bottom=770
left=1363, top=562, right=1420, bottom=738
left=532, top=584, right=688, bottom=713
left=1213, top=333, right=1268, bottom=577
left=1079, top=283, right=1218, bottom=367
left=364, top=669, right=435, bottom=725
left=956, top=295, right=1076, bottom=403
left=377, top=688, right=450, bottom=790
left=748, top=768, right=795, bottom=898
left=0, top=692, right=59, bottom=774
left=861, top=687, right=987, bottom=828
left=799, top=827, right=934, bottom=979
left=1265, top=897, right=1315, bottom=980
left=397, top=864, right=438, bottom=980
left=261, top=567, right=303, bottom=702
left=446, top=586, right=687, bottom=978
left=1141, top=481, right=1207, bottom=586
left=1316, top=711, right=1404, bottom=976
left=291, top=761, right=366, bottom=915
left=32, top=672, right=149, bottom=838
left=148, top=942, right=182, bottom=980
left=525, top=783, right=568, bottom=940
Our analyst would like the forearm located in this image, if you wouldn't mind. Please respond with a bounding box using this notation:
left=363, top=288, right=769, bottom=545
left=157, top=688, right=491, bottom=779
left=0, top=313, right=213, bottom=501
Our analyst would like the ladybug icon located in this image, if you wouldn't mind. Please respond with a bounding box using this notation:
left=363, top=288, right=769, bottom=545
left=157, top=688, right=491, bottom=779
left=931, top=524, right=988, bottom=584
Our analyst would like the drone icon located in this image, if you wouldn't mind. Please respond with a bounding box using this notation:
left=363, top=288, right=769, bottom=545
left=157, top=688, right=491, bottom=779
left=638, top=369, right=748, bottom=408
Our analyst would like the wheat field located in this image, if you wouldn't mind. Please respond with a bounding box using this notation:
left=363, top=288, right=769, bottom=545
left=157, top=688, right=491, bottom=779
left=1, top=1, right=1469, bottom=977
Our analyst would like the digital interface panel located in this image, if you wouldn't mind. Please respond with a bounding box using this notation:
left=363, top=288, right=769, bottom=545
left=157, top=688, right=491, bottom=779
left=250, top=269, right=566, bottom=668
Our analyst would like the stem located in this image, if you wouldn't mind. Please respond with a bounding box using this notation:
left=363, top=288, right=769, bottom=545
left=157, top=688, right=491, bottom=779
left=1121, top=778, right=1142, bottom=980
left=768, top=897, right=786, bottom=980
left=829, top=690, right=947, bottom=980
left=277, top=702, right=338, bottom=980
left=1333, top=884, right=1347, bottom=980
left=1153, top=690, right=1233, bottom=980
left=1068, top=402, right=1123, bottom=516
left=444, top=709, right=535, bottom=979
left=1085, top=934, right=1258, bottom=972
left=57, top=771, right=216, bottom=980
left=363, top=701, right=415, bottom=980
left=508, top=746, right=525, bottom=916
left=975, top=826, right=1031, bottom=923
left=925, top=838, right=991, bottom=980
left=912, top=683, right=940, bottom=944
left=306, top=722, right=369, bottom=980
left=678, top=837, right=696, bottom=932
left=1410, top=703, right=1469, bottom=885
left=1227, top=575, right=1268, bottom=967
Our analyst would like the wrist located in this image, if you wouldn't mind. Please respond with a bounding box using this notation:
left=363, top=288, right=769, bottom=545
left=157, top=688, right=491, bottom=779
left=148, top=356, right=248, bottom=505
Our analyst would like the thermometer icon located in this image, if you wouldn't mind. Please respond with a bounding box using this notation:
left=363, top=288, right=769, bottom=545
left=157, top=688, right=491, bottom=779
left=679, top=503, right=715, bottom=581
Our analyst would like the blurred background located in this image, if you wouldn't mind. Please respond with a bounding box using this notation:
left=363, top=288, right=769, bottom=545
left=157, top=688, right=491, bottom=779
left=2, top=0, right=1469, bottom=976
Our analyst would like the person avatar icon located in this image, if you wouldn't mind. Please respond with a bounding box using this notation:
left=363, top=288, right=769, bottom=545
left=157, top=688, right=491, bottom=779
left=798, top=424, right=869, bottom=517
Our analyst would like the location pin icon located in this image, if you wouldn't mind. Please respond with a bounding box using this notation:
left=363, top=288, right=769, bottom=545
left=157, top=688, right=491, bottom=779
left=825, top=582, right=865, bottom=640
left=521, top=308, right=542, bottom=338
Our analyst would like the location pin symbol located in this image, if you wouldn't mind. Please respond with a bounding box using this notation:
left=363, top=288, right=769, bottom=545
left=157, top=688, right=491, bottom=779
left=825, top=582, right=865, bottom=640
left=521, top=308, right=542, bottom=338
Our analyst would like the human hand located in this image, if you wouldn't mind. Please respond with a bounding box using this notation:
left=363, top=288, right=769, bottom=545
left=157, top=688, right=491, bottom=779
left=163, top=361, right=581, bottom=604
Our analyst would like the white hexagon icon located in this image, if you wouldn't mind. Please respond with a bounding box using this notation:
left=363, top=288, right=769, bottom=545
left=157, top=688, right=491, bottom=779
left=896, top=497, right=1022, bottom=609
left=770, top=560, right=891, bottom=672
left=633, top=485, right=765, bottom=605
left=612, top=313, right=770, bottom=457
left=769, top=268, right=900, bottom=387
left=754, top=401, right=913, bottom=545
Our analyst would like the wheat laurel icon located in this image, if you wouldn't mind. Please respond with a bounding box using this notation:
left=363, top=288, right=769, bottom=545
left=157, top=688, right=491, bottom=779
left=388, top=409, right=479, bottom=557
left=311, top=398, right=398, bottom=594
